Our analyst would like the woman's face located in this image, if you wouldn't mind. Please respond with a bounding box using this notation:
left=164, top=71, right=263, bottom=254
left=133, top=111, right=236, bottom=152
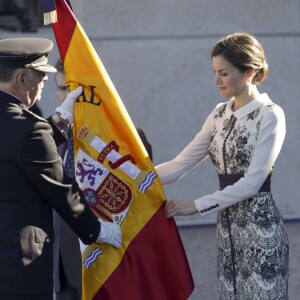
left=212, top=55, right=249, bottom=99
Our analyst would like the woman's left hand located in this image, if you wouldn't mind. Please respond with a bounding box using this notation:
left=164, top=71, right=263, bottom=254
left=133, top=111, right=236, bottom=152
left=165, top=199, right=198, bottom=218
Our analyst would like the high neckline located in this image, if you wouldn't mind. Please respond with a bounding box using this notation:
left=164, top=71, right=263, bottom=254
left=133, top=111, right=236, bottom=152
left=225, top=93, right=271, bottom=119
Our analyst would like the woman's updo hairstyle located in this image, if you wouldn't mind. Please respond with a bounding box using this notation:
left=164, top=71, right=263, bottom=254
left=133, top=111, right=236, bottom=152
left=211, top=32, right=269, bottom=84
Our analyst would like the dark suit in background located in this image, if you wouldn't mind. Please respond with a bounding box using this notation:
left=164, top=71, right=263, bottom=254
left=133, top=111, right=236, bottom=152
left=136, top=127, right=153, bottom=161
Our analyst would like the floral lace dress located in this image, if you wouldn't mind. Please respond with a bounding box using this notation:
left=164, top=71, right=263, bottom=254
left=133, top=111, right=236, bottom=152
left=156, top=93, right=289, bottom=300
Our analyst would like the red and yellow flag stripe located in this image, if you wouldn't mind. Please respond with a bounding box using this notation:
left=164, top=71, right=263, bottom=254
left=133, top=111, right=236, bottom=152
left=50, top=1, right=194, bottom=299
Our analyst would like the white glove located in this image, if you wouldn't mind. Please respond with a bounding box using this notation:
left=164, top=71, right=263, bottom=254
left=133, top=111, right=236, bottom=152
left=55, top=86, right=83, bottom=123
left=97, top=219, right=122, bottom=248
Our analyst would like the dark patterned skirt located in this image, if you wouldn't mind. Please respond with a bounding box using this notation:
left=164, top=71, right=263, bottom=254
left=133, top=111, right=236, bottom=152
left=216, top=192, right=289, bottom=300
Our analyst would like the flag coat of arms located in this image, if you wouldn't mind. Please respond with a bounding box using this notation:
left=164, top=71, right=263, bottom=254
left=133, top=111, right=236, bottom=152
left=41, top=0, right=194, bottom=299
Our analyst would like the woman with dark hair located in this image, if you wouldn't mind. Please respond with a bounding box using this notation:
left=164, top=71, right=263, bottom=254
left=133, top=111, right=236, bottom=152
left=155, top=32, right=289, bottom=299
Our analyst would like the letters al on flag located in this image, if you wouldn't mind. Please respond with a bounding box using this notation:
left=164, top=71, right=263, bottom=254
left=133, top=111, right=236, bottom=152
left=43, top=0, right=194, bottom=299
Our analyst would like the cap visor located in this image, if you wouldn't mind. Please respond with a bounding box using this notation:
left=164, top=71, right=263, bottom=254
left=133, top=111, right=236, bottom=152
left=31, top=64, right=57, bottom=73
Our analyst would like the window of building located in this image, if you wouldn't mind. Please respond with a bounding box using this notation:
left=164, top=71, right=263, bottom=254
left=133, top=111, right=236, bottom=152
left=0, top=0, right=43, bottom=32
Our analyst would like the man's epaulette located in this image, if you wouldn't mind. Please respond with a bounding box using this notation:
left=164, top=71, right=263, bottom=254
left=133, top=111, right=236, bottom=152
left=20, top=104, right=48, bottom=123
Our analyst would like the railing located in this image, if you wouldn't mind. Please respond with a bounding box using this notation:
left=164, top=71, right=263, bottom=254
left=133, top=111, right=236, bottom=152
left=176, top=214, right=300, bottom=227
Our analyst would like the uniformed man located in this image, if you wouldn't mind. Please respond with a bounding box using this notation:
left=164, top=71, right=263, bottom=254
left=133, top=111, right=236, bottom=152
left=0, top=37, right=122, bottom=300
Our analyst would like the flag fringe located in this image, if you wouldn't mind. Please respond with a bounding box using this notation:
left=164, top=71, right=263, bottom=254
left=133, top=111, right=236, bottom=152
left=43, top=10, right=58, bottom=25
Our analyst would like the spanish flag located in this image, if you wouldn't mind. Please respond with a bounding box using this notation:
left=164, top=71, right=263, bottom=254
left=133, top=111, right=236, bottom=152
left=41, top=0, right=194, bottom=299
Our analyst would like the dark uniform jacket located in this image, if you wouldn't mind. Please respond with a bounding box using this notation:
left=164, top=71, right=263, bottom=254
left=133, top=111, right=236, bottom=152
left=0, top=91, right=100, bottom=296
left=53, top=128, right=82, bottom=294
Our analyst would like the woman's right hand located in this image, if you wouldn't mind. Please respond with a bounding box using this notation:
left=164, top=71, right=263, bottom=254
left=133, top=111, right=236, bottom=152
left=165, top=199, right=198, bottom=218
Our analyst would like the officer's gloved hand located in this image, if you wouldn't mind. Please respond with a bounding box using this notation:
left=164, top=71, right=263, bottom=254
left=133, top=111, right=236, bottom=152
left=97, top=219, right=122, bottom=248
left=55, top=86, right=83, bottom=124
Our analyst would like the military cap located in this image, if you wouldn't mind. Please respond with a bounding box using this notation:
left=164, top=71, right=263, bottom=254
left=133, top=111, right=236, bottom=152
left=0, top=38, right=56, bottom=73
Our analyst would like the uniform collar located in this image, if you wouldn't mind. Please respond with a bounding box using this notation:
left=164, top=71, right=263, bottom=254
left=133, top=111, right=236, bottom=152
left=0, top=90, right=24, bottom=106
left=225, top=93, right=271, bottom=120
left=0, top=90, right=45, bottom=121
